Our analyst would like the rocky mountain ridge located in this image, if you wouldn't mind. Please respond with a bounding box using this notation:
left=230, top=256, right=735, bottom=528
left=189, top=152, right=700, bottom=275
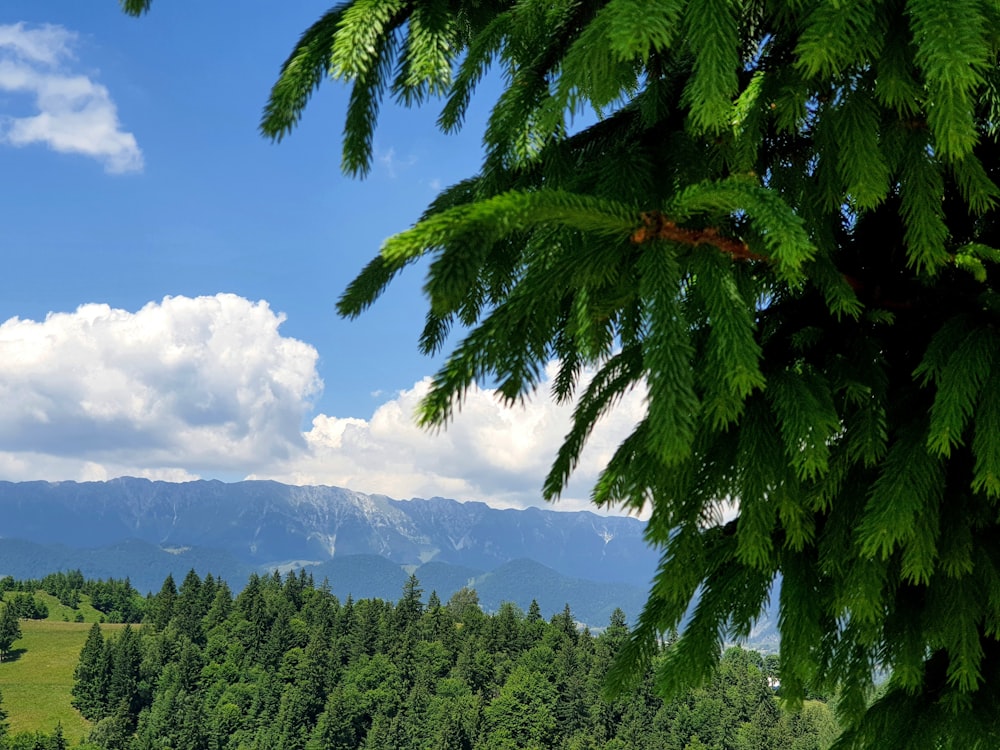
left=0, top=478, right=782, bottom=642
left=0, top=477, right=656, bottom=587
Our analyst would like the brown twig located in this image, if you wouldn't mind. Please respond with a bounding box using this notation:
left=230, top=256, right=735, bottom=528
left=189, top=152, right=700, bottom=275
left=630, top=211, right=767, bottom=262
left=629, top=212, right=924, bottom=309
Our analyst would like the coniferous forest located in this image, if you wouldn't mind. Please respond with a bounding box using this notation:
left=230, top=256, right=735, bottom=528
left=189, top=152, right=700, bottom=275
left=2, top=570, right=838, bottom=749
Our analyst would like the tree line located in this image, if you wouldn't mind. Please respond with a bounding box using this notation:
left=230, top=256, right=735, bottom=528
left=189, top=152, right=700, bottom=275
left=56, top=568, right=837, bottom=750
left=1, top=572, right=143, bottom=624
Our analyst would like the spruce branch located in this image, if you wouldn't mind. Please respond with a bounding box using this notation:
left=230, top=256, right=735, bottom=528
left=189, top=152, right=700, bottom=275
left=121, top=0, right=1000, bottom=743
left=629, top=210, right=763, bottom=261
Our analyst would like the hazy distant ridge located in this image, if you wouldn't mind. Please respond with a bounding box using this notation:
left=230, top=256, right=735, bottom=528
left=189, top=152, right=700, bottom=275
left=0, top=479, right=783, bottom=641
left=0, top=477, right=655, bottom=586
left=0, top=478, right=669, bottom=626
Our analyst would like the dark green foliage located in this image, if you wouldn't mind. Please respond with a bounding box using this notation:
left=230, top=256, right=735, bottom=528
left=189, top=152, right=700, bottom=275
left=121, top=0, right=1000, bottom=744
left=5, top=570, right=143, bottom=622
left=4, top=725, right=67, bottom=750
left=132, top=640, right=207, bottom=750
left=85, top=702, right=133, bottom=750
left=4, top=594, right=47, bottom=621
left=71, top=624, right=110, bottom=721
left=40, top=572, right=82, bottom=609
left=106, top=625, right=143, bottom=722
left=0, top=606, right=21, bottom=662
left=395, top=573, right=425, bottom=632
left=83, top=578, right=143, bottom=623
left=146, top=573, right=176, bottom=631
left=61, top=571, right=834, bottom=750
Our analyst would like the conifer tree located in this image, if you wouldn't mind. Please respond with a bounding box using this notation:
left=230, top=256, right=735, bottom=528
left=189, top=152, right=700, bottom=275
left=396, top=574, right=425, bottom=631
left=122, top=1, right=1000, bottom=745
left=0, top=604, right=20, bottom=662
left=72, top=623, right=110, bottom=720
left=174, top=568, right=207, bottom=643
left=147, top=572, right=176, bottom=631
left=107, top=624, right=143, bottom=724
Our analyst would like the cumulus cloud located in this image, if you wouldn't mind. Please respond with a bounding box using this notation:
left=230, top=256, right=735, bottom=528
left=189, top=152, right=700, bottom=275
left=0, top=22, right=142, bottom=173
left=0, top=295, right=320, bottom=477
left=250, top=365, right=647, bottom=514
left=0, top=293, right=643, bottom=513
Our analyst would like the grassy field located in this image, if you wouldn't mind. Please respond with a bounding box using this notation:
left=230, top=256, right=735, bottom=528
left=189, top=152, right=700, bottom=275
left=29, top=591, right=107, bottom=624
left=0, top=618, right=125, bottom=743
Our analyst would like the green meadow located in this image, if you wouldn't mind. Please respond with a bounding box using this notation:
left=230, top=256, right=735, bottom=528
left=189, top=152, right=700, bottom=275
left=24, top=591, right=108, bottom=625
left=0, top=603, right=125, bottom=744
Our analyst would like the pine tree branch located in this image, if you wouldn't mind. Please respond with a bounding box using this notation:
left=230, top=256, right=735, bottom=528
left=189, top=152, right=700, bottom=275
left=630, top=210, right=764, bottom=261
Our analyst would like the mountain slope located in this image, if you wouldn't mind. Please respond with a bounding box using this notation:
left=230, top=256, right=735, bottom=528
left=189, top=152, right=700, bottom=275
left=0, top=479, right=780, bottom=639
left=0, top=478, right=656, bottom=587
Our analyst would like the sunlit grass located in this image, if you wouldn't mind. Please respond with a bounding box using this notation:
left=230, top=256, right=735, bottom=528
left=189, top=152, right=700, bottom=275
left=30, top=591, right=107, bottom=624
left=0, top=619, right=125, bottom=744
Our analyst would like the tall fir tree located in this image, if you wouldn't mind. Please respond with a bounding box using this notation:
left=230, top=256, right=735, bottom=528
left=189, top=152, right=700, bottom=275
left=395, top=574, right=425, bottom=633
left=148, top=572, right=177, bottom=631
left=0, top=604, right=21, bottom=662
left=173, top=568, right=206, bottom=643
left=72, top=623, right=111, bottom=720
left=121, top=1, right=1000, bottom=745
left=107, top=624, right=143, bottom=724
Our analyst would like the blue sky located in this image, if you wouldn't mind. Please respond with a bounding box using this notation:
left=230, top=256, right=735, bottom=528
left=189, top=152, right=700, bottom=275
left=0, top=3, right=643, bottom=512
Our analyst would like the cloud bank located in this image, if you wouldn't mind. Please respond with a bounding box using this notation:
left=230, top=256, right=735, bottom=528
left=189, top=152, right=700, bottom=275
left=0, top=295, right=643, bottom=512
left=0, top=295, right=320, bottom=479
left=253, top=369, right=646, bottom=512
left=0, top=22, right=143, bottom=173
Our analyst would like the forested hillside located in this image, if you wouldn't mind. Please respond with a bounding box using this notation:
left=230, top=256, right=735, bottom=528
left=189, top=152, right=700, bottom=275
left=0, top=570, right=838, bottom=749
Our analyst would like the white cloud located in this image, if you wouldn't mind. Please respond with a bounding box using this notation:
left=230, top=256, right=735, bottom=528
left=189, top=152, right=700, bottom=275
left=0, top=22, right=74, bottom=66
left=374, top=145, right=416, bottom=178
left=0, top=295, right=320, bottom=477
left=0, top=294, right=643, bottom=514
left=0, top=22, right=142, bottom=173
left=250, top=365, right=647, bottom=514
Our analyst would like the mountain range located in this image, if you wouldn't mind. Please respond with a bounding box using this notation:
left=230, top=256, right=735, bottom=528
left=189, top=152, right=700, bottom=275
left=0, top=478, right=779, bottom=645
left=0, top=478, right=659, bottom=627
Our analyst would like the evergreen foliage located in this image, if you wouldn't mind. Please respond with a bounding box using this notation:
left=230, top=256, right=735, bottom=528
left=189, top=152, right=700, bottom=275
left=71, top=624, right=110, bottom=721
left=3, top=594, right=47, bottom=621
left=120, top=0, right=1000, bottom=745
left=55, top=570, right=831, bottom=750
left=0, top=606, right=21, bottom=662
left=2, top=571, right=144, bottom=623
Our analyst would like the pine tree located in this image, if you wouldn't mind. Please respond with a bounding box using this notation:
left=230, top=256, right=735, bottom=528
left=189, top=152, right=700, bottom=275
left=395, top=574, right=425, bottom=632
left=148, top=572, right=177, bottom=631
left=0, top=604, right=21, bottom=662
left=72, top=623, right=111, bottom=720
left=49, top=722, right=67, bottom=750
left=122, top=1, right=1000, bottom=745
left=483, top=664, right=559, bottom=750
left=174, top=568, right=206, bottom=642
left=107, top=624, right=143, bottom=724
left=202, top=580, right=233, bottom=632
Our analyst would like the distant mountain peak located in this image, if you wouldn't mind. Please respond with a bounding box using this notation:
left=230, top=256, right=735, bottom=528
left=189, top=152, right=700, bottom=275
left=0, top=477, right=655, bottom=586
